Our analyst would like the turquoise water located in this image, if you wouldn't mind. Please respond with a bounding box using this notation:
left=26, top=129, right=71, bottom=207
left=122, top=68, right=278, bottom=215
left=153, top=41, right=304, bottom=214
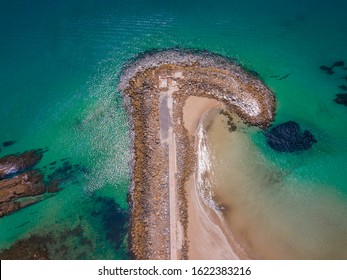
left=0, top=0, right=346, bottom=259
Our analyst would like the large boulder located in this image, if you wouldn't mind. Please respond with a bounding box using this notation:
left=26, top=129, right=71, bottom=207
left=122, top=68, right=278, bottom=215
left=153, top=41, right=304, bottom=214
left=264, top=121, right=317, bottom=152
left=0, top=170, right=46, bottom=203
left=0, top=150, right=43, bottom=179
left=0, top=171, right=46, bottom=217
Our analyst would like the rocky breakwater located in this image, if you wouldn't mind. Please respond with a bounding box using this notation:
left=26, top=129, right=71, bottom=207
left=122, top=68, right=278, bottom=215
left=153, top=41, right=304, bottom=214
left=118, top=49, right=276, bottom=260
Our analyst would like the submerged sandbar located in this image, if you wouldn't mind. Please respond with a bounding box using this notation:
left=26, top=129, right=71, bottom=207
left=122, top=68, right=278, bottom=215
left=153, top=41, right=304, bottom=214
left=118, top=49, right=275, bottom=259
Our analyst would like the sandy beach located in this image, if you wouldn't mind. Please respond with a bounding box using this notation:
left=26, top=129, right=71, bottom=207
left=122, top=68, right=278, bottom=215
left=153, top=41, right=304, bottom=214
left=182, top=96, right=238, bottom=259
left=118, top=49, right=275, bottom=259
left=183, top=97, right=254, bottom=259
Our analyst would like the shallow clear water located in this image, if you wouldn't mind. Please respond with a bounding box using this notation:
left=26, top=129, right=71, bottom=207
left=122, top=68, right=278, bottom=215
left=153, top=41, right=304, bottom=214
left=0, top=0, right=346, bottom=259
left=201, top=110, right=347, bottom=259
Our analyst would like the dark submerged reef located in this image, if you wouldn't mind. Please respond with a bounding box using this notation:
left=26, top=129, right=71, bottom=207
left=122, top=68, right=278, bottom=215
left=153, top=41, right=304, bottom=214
left=47, top=161, right=88, bottom=187
left=332, top=60, right=344, bottom=67
left=0, top=144, right=127, bottom=259
left=2, top=140, right=16, bottom=147
left=264, top=121, right=317, bottom=152
left=270, top=73, right=290, bottom=80
left=220, top=110, right=237, bottom=132
left=0, top=234, right=52, bottom=259
left=0, top=225, right=88, bottom=259
left=318, top=60, right=347, bottom=107
left=320, top=65, right=334, bottom=75
left=91, top=197, right=129, bottom=252
left=334, top=94, right=347, bottom=106
left=320, top=60, right=345, bottom=75
left=0, top=198, right=128, bottom=259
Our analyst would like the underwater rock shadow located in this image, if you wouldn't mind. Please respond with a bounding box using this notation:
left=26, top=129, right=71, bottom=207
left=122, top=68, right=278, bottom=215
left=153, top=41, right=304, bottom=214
left=2, top=140, right=17, bottom=147
left=338, top=85, right=347, bottom=91
left=270, top=73, right=290, bottom=80
left=320, top=60, right=345, bottom=75
left=0, top=197, right=130, bottom=259
left=0, top=223, right=94, bottom=260
left=91, top=197, right=129, bottom=251
left=334, top=94, right=347, bottom=106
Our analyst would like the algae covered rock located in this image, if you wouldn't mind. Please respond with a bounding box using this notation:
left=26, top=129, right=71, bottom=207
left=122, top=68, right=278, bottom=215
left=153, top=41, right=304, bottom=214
left=265, top=121, right=317, bottom=152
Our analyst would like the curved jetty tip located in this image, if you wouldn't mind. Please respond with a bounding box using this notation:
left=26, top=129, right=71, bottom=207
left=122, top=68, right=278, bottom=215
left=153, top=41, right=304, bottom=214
left=118, top=49, right=276, bottom=260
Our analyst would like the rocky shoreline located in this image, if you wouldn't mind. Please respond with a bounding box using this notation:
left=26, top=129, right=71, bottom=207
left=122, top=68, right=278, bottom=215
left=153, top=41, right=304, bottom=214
left=118, top=49, right=275, bottom=260
left=0, top=149, right=47, bottom=218
left=0, top=148, right=87, bottom=218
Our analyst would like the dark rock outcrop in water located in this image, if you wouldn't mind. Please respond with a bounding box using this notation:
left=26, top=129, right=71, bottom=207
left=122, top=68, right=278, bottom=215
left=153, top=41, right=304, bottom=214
left=0, top=150, right=46, bottom=217
left=320, top=65, right=334, bottom=75
left=318, top=61, right=347, bottom=104
left=0, top=171, right=45, bottom=201
left=334, top=94, right=347, bottom=106
left=270, top=73, right=290, bottom=80
left=0, top=198, right=128, bottom=259
left=265, top=121, right=317, bottom=152
left=0, top=171, right=46, bottom=217
left=91, top=197, right=129, bottom=251
left=47, top=161, right=88, bottom=186
left=0, top=147, right=86, bottom=218
left=320, top=60, right=345, bottom=75
left=332, top=60, right=344, bottom=68
left=3, top=140, right=16, bottom=147
left=0, top=150, right=44, bottom=179
left=0, top=148, right=87, bottom=218
left=0, top=234, right=51, bottom=260
left=0, top=224, right=92, bottom=259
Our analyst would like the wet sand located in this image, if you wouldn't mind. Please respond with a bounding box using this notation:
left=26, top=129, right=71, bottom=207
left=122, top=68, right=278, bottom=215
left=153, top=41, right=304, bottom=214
left=203, top=110, right=347, bottom=259
left=183, top=96, right=239, bottom=259
left=118, top=49, right=275, bottom=259
left=183, top=96, right=221, bottom=135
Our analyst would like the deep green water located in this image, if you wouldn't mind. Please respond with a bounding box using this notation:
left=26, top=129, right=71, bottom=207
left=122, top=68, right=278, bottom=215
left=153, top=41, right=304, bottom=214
left=0, top=0, right=346, bottom=259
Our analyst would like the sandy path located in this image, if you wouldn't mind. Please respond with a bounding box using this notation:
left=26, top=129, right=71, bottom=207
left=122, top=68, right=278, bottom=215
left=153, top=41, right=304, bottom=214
left=159, top=77, right=181, bottom=259
left=168, top=127, right=178, bottom=259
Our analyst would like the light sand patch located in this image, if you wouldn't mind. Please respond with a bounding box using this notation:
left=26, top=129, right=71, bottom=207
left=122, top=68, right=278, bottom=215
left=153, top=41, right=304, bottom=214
left=183, top=96, right=222, bottom=135
left=159, top=76, right=168, bottom=88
